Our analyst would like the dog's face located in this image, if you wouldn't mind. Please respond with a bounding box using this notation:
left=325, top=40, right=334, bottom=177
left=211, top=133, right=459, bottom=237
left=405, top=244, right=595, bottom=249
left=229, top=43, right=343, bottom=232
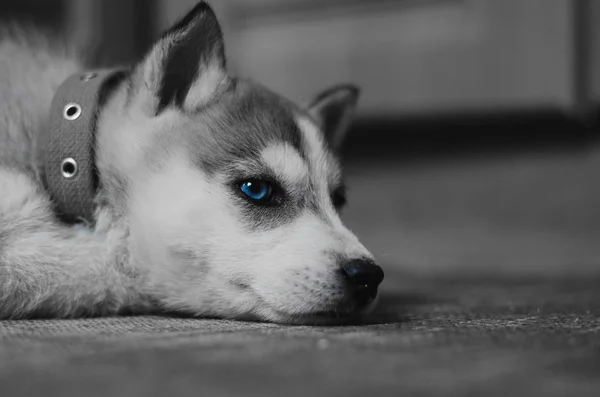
left=96, top=2, right=383, bottom=324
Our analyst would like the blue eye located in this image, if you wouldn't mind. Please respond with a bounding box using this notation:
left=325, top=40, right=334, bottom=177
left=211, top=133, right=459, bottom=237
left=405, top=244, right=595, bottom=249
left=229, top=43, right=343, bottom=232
left=240, top=180, right=272, bottom=201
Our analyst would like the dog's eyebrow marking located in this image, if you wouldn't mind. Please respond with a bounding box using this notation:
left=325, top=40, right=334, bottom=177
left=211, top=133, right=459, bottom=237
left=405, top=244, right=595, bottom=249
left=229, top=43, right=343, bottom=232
left=260, top=143, right=309, bottom=187
left=295, top=115, right=341, bottom=187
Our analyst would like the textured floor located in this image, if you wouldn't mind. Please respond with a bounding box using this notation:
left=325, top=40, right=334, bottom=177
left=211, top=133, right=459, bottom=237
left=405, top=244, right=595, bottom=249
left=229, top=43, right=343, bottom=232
left=1, top=279, right=599, bottom=397
left=2, top=145, right=600, bottom=396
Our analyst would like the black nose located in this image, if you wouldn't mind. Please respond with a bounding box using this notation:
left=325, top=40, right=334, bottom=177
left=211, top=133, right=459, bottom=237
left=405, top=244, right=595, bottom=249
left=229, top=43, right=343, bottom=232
left=341, top=259, right=384, bottom=307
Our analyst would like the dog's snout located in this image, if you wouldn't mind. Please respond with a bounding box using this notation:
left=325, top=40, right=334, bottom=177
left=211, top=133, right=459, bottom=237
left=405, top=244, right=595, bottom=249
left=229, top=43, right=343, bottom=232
left=341, top=259, right=384, bottom=306
left=342, top=259, right=384, bottom=287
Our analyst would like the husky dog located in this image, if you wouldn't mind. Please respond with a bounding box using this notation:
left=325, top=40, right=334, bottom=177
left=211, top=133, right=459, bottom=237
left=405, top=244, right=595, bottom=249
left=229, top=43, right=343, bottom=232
left=0, top=1, right=384, bottom=324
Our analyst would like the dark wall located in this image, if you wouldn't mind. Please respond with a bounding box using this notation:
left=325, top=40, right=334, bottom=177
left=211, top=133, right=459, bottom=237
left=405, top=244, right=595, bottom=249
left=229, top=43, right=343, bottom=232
left=0, top=0, right=65, bottom=30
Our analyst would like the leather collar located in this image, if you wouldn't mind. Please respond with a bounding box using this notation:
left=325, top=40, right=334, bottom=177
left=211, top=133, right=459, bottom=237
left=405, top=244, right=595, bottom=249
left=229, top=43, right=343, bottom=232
left=44, top=69, right=119, bottom=224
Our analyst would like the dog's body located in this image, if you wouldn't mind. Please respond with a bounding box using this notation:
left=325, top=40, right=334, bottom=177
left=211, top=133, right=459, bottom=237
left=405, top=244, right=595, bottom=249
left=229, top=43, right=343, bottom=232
left=0, top=2, right=383, bottom=324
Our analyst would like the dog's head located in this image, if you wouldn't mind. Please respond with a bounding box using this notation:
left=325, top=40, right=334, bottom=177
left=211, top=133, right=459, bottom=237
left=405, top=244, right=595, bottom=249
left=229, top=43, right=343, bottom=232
left=96, top=1, right=383, bottom=324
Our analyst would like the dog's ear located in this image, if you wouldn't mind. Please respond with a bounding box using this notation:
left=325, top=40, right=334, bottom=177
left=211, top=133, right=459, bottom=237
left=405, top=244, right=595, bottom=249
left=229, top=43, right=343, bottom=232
left=307, top=84, right=360, bottom=152
left=133, top=1, right=228, bottom=115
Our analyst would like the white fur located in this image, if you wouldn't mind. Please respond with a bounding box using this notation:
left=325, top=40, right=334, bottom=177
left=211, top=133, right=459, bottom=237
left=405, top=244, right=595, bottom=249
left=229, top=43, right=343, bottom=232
left=260, top=143, right=309, bottom=188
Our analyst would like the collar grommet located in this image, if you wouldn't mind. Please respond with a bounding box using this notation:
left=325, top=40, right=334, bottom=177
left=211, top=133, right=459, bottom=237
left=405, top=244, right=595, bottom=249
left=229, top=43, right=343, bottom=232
left=63, top=103, right=82, bottom=121
left=61, top=157, right=78, bottom=179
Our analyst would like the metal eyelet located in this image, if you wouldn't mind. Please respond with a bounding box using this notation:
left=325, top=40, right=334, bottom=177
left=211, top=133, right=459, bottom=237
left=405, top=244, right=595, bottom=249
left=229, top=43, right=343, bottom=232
left=61, top=158, right=78, bottom=179
left=81, top=72, right=97, bottom=82
left=63, top=103, right=82, bottom=121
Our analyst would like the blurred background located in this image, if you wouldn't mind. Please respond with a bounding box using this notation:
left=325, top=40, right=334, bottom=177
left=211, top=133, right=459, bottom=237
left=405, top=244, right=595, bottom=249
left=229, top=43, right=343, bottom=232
left=2, top=0, right=600, bottom=282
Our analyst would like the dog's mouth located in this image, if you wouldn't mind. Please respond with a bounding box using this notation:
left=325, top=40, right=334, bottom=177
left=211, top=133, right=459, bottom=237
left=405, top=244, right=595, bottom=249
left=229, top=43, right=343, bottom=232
left=262, top=293, right=381, bottom=326
left=234, top=280, right=381, bottom=325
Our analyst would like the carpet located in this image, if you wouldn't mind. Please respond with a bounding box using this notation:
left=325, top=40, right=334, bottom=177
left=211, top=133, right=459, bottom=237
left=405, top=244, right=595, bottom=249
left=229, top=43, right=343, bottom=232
left=1, top=277, right=599, bottom=397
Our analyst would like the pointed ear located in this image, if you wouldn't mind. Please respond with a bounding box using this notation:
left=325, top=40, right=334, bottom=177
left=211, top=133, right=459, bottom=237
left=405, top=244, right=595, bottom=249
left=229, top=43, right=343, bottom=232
left=133, top=1, right=228, bottom=115
left=307, top=84, right=360, bottom=152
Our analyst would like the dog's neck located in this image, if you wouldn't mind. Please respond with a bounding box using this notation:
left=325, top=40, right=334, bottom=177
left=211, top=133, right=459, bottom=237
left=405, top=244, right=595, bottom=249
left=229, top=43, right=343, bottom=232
left=43, top=69, right=127, bottom=225
left=33, top=68, right=159, bottom=315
